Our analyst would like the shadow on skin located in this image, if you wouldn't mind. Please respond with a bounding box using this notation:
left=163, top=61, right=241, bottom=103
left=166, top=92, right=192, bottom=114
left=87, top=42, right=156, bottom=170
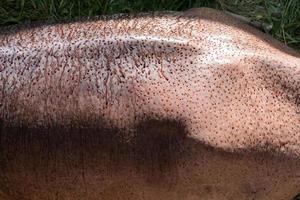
left=0, top=118, right=299, bottom=200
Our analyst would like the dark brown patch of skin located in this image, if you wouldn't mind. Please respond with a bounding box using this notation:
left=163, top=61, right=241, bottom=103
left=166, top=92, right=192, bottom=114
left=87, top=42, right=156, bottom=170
left=0, top=7, right=300, bottom=200
left=1, top=121, right=299, bottom=200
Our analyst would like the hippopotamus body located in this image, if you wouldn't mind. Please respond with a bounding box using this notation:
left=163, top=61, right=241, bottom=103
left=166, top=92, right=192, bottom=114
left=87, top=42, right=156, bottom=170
left=0, top=8, right=299, bottom=200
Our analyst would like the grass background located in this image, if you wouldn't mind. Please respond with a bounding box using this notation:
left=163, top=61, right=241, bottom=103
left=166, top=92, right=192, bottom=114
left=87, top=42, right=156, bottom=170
left=0, top=1, right=299, bottom=199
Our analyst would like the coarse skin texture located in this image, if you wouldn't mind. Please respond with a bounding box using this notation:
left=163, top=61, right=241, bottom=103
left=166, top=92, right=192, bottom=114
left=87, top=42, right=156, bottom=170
left=0, top=7, right=299, bottom=200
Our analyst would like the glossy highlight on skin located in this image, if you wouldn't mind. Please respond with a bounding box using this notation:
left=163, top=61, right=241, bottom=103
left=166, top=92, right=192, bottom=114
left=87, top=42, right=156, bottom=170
left=0, top=8, right=299, bottom=200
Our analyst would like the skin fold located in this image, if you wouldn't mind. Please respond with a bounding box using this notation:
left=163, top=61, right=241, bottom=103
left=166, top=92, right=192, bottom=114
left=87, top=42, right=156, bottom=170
left=0, top=7, right=299, bottom=200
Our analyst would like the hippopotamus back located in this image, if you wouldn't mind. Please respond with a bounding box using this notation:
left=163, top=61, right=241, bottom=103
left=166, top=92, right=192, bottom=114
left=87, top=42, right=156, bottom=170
left=0, top=7, right=299, bottom=200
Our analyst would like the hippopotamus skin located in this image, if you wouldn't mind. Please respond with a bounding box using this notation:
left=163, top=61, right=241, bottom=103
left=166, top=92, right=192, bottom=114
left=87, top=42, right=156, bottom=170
left=0, top=7, right=299, bottom=200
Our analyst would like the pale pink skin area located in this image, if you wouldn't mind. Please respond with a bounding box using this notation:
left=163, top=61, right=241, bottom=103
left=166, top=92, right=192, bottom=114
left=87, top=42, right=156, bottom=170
left=0, top=8, right=299, bottom=200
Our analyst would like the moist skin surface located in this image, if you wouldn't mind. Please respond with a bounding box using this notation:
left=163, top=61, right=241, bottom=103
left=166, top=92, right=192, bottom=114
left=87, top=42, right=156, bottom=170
left=0, top=8, right=299, bottom=200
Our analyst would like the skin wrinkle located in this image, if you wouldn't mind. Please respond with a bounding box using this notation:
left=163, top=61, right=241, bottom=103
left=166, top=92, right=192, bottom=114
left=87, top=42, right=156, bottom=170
left=0, top=7, right=299, bottom=200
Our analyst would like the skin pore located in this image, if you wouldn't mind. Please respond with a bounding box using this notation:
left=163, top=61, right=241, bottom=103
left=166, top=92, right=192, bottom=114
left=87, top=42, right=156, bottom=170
left=0, top=8, right=299, bottom=200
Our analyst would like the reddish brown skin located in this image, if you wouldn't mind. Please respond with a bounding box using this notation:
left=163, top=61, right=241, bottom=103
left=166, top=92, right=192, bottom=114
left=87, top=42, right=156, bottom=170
left=0, top=8, right=299, bottom=200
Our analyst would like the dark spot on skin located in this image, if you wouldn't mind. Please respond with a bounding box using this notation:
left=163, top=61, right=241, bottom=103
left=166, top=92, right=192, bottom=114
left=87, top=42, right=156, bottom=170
left=132, top=118, right=187, bottom=181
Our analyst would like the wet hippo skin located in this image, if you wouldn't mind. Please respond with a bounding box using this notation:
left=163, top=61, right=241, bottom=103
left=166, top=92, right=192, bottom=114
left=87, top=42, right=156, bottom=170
left=0, top=7, right=299, bottom=200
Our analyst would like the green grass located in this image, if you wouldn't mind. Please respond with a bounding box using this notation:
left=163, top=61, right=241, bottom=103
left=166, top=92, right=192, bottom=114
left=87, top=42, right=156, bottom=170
left=0, top=0, right=300, bottom=52
left=0, top=0, right=216, bottom=23
left=0, top=1, right=299, bottom=200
